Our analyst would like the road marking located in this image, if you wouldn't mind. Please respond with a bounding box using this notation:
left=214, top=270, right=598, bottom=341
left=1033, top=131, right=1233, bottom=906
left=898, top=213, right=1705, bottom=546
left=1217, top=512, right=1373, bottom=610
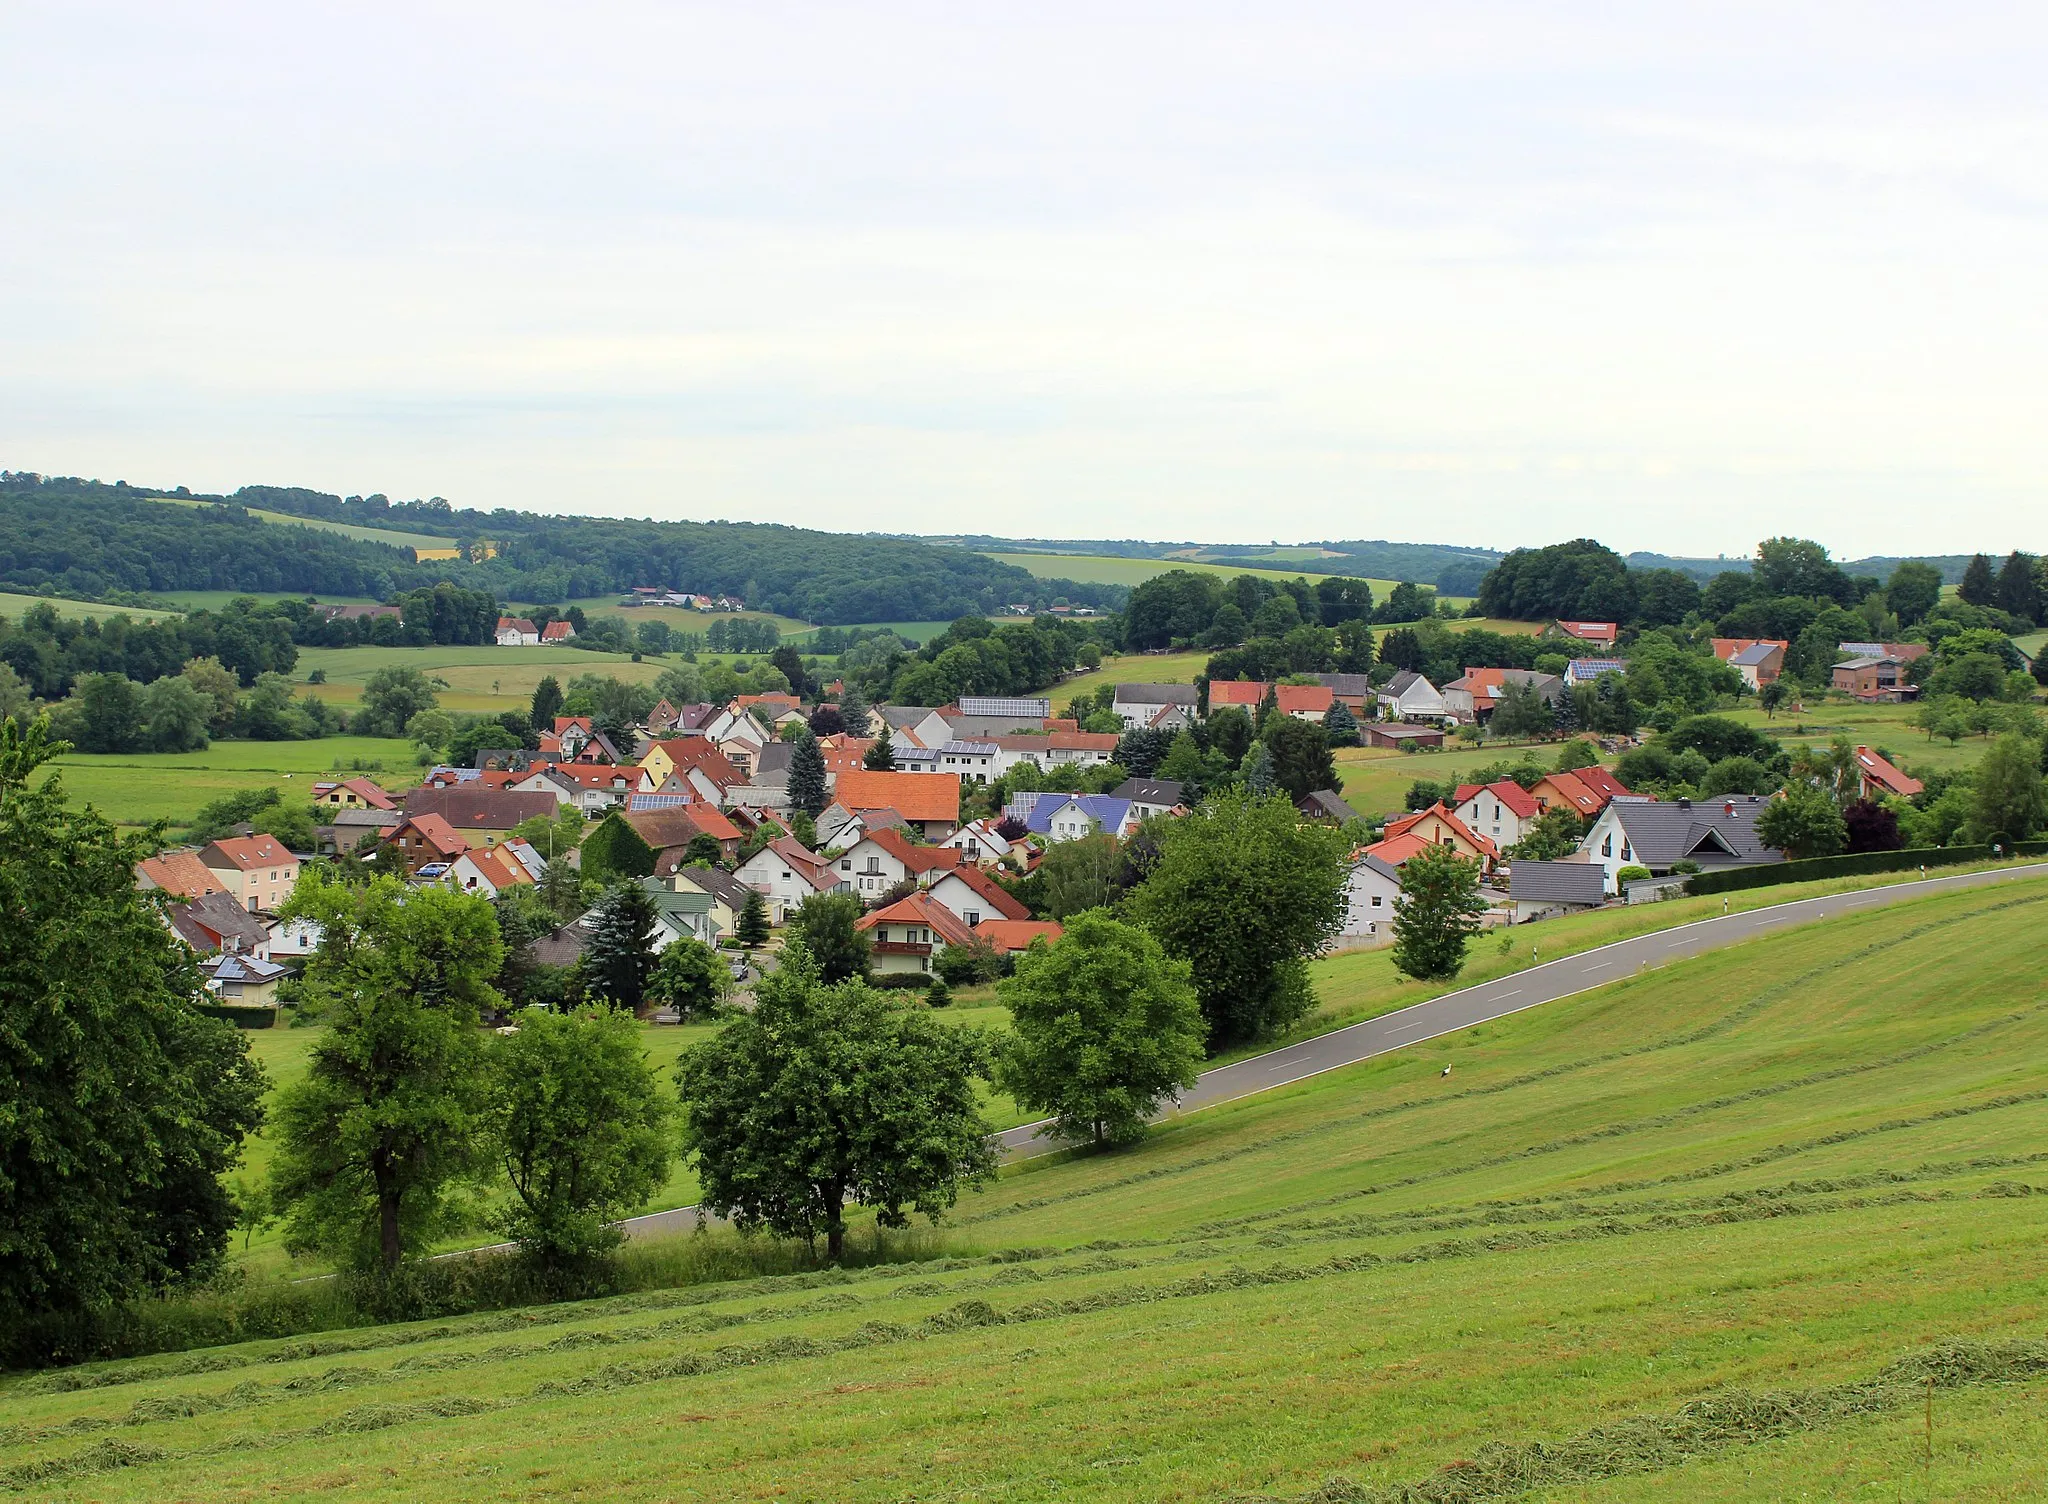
left=1583, top=961, right=1615, bottom=972
left=1386, top=1018, right=1435, bottom=1035
left=1492, top=989, right=1522, bottom=999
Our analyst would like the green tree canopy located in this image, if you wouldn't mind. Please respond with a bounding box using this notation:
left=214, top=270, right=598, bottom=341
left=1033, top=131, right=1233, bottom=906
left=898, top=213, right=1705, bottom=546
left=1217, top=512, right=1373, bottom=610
left=648, top=937, right=730, bottom=1019
left=1390, top=843, right=1488, bottom=981
left=1261, top=716, right=1338, bottom=802
left=788, top=732, right=829, bottom=816
left=736, top=888, right=773, bottom=946
left=580, top=881, right=661, bottom=1012
left=580, top=810, right=657, bottom=884
left=358, top=665, right=439, bottom=737
left=676, top=945, right=997, bottom=1260
left=1755, top=782, right=1849, bottom=861
left=1966, top=733, right=2048, bottom=844
left=790, top=892, right=870, bottom=983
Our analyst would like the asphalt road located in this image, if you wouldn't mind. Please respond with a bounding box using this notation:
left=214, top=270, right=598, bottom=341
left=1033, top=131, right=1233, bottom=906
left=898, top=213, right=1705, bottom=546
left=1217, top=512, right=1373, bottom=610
left=625, top=860, right=2048, bottom=1239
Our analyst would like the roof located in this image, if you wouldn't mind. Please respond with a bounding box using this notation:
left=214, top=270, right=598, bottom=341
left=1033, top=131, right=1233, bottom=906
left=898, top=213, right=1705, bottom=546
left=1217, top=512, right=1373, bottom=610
left=314, top=776, right=397, bottom=809
left=674, top=864, right=755, bottom=910
left=1599, top=795, right=1785, bottom=868
left=974, top=919, right=1063, bottom=954
left=1564, top=658, right=1629, bottom=681
left=204, top=952, right=290, bottom=984
left=992, top=731, right=1121, bottom=754
left=1207, top=681, right=1269, bottom=708
left=1349, top=851, right=1405, bottom=887
left=1455, top=780, right=1542, bottom=821
left=530, top=922, right=587, bottom=969
left=1569, top=767, right=1631, bottom=804
left=930, top=864, right=1031, bottom=922
left=1854, top=745, right=1924, bottom=798
left=138, top=850, right=224, bottom=898
left=760, top=835, right=840, bottom=891
left=1316, top=673, right=1376, bottom=697
left=1833, top=655, right=1903, bottom=671
left=957, top=696, right=1052, bottom=718
left=1382, top=802, right=1498, bottom=859
left=1554, top=620, right=1619, bottom=645
left=1113, top=682, right=1199, bottom=706
left=831, top=770, right=962, bottom=823
left=1533, top=770, right=1603, bottom=817
left=540, top=620, right=575, bottom=641
left=201, top=835, right=298, bottom=871
left=1712, top=637, right=1789, bottom=661
left=404, top=787, right=561, bottom=830
left=497, top=616, right=538, bottom=633
left=331, top=807, right=403, bottom=828
left=393, top=812, right=470, bottom=855
left=1112, top=777, right=1187, bottom=806
left=1729, top=642, right=1784, bottom=667
left=1298, top=789, right=1362, bottom=822
left=1359, top=831, right=1438, bottom=866
left=1509, top=861, right=1607, bottom=906
left=853, top=826, right=964, bottom=875
left=647, top=738, right=743, bottom=789
left=1023, top=794, right=1135, bottom=836
left=464, top=843, right=539, bottom=890
left=854, top=891, right=979, bottom=948
left=1382, top=671, right=1426, bottom=696
left=166, top=890, right=269, bottom=954
left=625, top=803, right=742, bottom=848
left=1275, top=683, right=1334, bottom=715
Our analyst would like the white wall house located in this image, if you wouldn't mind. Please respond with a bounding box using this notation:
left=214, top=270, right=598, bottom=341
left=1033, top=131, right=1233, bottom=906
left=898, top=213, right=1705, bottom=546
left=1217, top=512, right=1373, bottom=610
left=1340, top=854, right=1404, bottom=947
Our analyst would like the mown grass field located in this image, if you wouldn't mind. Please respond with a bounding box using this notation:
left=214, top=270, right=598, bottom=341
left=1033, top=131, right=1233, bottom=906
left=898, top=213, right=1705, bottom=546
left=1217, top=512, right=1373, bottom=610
left=41, top=737, right=418, bottom=827
left=1048, top=650, right=1212, bottom=706
left=294, top=644, right=668, bottom=715
left=10, top=878, right=2048, bottom=1500
left=145, top=494, right=453, bottom=551
left=0, top=590, right=176, bottom=623
left=983, top=550, right=1406, bottom=593
left=1718, top=698, right=2007, bottom=778
left=553, top=598, right=816, bottom=639
left=1333, top=737, right=1597, bottom=817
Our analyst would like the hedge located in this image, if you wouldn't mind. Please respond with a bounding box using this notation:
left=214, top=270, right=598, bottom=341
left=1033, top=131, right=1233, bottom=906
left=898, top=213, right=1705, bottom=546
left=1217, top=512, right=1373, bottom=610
left=1684, top=840, right=2048, bottom=897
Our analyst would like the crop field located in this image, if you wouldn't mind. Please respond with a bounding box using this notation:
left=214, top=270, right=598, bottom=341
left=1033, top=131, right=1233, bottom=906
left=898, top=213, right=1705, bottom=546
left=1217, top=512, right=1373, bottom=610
left=40, top=736, right=418, bottom=827
left=10, top=878, right=2048, bottom=1500
left=1046, top=649, right=1211, bottom=706
left=294, top=644, right=669, bottom=716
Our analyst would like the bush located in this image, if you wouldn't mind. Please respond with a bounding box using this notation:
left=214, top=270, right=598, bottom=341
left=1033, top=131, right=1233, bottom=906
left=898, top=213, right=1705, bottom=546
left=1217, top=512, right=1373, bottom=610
left=1615, top=865, right=1652, bottom=883
left=925, top=979, right=952, bottom=1008
left=1682, top=840, right=2048, bottom=896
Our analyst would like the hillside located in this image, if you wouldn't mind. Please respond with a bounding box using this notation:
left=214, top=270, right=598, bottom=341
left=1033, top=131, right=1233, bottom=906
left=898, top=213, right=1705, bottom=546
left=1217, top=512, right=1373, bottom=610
left=10, top=878, right=2048, bottom=1500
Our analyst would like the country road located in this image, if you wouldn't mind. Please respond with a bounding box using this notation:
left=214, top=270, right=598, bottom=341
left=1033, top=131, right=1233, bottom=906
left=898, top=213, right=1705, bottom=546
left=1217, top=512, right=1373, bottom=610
left=622, top=860, right=2048, bottom=1240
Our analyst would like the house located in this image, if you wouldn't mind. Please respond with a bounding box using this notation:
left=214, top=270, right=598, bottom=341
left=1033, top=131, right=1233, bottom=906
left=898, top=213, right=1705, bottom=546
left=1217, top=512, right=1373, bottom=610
left=1442, top=668, right=1565, bottom=723
left=816, top=803, right=911, bottom=850
left=925, top=865, right=1031, bottom=929
left=200, top=952, right=291, bottom=1010
left=384, top=812, right=471, bottom=873
left=1359, top=722, right=1447, bottom=751
left=447, top=840, right=544, bottom=899
left=323, top=806, right=402, bottom=854
left=943, top=818, right=1020, bottom=865
left=199, top=835, right=302, bottom=914
left=1548, top=620, right=1620, bottom=649
left=735, top=835, right=849, bottom=922
left=516, top=763, right=639, bottom=814
left=1838, top=641, right=1930, bottom=665
left=1112, top=683, right=1199, bottom=729
left=1206, top=681, right=1269, bottom=714
left=311, top=777, right=397, bottom=812
left=541, top=717, right=626, bottom=765
left=540, top=619, right=576, bottom=642
left=166, top=889, right=273, bottom=959
left=1315, top=673, right=1377, bottom=717
left=833, top=827, right=963, bottom=900
left=1853, top=745, right=1924, bottom=801
left=637, top=879, right=724, bottom=952
left=827, top=770, right=963, bottom=841
left=1376, top=671, right=1454, bottom=724
left=1711, top=638, right=1790, bottom=690
left=403, top=787, right=560, bottom=845
left=1113, top=778, right=1187, bottom=819
left=1580, top=795, right=1784, bottom=893
left=987, top=731, right=1121, bottom=778
left=1564, top=657, right=1630, bottom=687
left=668, top=865, right=753, bottom=935
left=975, top=918, right=1064, bottom=955
left=265, top=914, right=325, bottom=960
left=136, top=849, right=225, bottom=899
left=1339, top=852, right=1404, bottom=947
left=1020, top=793, right=1139, bottom=844
left=1832, top=655, right=1918, bottom=701
left=1275, top=683, right=1335, bottom=722
left=854, top=892, right=979, bottom=976
left=494, top=616, right=541, bottom=646
left=1297, top=789, right=1362, bottom=824
left=1452, top=780, right=1544, bottom=850
left=1363, top=803, right=1498, bottom=870
left=623, top=801, right=744, bottom=864
left=935, top=740, right=1001, bottom=784
left=1528, top=767, right=1632, bottom=821
left=878, top=705, right=953, bottom=750
left=1509, top=860, right=1607, bottom=923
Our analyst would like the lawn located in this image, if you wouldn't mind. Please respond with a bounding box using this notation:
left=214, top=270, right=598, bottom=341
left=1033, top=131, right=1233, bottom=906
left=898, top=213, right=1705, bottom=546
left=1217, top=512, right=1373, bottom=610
left=1046, top=649, right=1212, bottom=706
left=1716, top=697, right=1992, bottom=778
left=41, top=736, right=419, bottom=827
left=13, top=878, right=2048, bottom=1500
left=1333, top=736, right=1591, bottom=817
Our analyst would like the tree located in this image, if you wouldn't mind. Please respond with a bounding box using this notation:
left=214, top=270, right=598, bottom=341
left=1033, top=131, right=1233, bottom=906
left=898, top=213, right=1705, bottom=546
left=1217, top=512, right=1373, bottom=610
left=684, top=832, right=724, bottom=869
left=1490, top=681, right=1553, bottom=739
left=580, top=882, right=660, bottom=1012
left=484, top=1008, right=676, bottom=1277
left=1958, top=553, right=1996, bottom=607
left=180, top=655, right=242, bottom=730
left=1261, top=716, right=1338, bottom=802
left=676, top=945, right=996, bottom=1260
left=1755, top=783, right=1849, bottom=860
left=1323, top=699, right=1361, bottom=747
left=1555, top=738, right=1601, bottom=772
left=579, top=810, right=657, bottom=884
left=73, top=671, right=142, bottom=753
left=788, top=733, right=829, bottom=817
left=269, top=874, right=504, bottom=1272
left=838, top=685, right=872, bottom=738
left=1508, top=806, right=1585, bottom=862
left=358, top=665, right=439, bottom=737
left=0, top=718, right=266, bottom=1335
left=647, top=938, right=730, bottom=1019
left=1389, top=844, right=1488, bottom=981
left=1843, top=799, right=1903, bottom=854
left=530, top=675, right=565, bottom=732
left=736, top=889, right=773, bottom=947
left=789, top=892, right=870, bottom=983
left=808, top=704, right=845, bottom=737
left=1125, top=789, right=1348, bottom=1048
left=1699, top=755, right=1777, bottom=797
left=1965, top=733, right=2048, bottom=844
left=864, top=726, right=898, bottom=770
left=1885, top=561, right=1943, bottom=626
left=1242, top=741, right=1278, bottom=797
left=770, top=645, right=810, bottom=697
left=994, top=912, right=1203, bottom=1148
left=1996, top=552, right=2041, bottom=623
left=1035, top=832, right=1123, bottom=918
left=1758, top=680, right=1789, bottom=718
left=139, top=674, right=212, bottom=752
left=1206, top=704, right=1254, bottom=767
left=406, top=708, right=456, bottom=760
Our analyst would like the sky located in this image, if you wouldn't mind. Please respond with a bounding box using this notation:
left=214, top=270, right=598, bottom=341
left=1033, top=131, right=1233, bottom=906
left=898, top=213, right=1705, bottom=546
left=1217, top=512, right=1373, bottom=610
left=3, top=3, right=2044, bottom=557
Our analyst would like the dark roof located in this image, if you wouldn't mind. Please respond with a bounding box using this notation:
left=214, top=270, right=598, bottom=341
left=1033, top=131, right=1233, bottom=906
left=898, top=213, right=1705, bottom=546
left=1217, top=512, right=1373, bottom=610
left=1384, top=670, right=1425, bottom=694
left=678, top=864, right=753, bottom=910
left=1113, top=683, right=1199, bottom=705
left=1315, top=673, right=1376, bottom=697
left=1601, top=796, right=1785, bottom=869
left=1112, top=778, right=1187, bottom=806
left=958, top=696, right=1051, bottom=717
left=167, top=890, right=271, bottom=955
left=530, top=923, right=587, bottom=969
left=1297, top=789, right=1361, bottom=822
left=1509, top=861, right=1607, bottom=906
left=403, top=786, right=560, bottom=830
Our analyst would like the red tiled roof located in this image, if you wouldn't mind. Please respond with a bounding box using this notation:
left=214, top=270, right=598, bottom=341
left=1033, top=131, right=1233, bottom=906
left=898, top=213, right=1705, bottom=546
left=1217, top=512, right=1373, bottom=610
left=1854, top=745, right=1924, bottom=798
left=854, top=891, right=978, bottom=948
left=1570, top=767, right=1631, bottom=804
left=648, top=738, right=742, bottom=789
left=1457, top=779, right=1541, bottom=821
left=831, top=770, right=962, bottom=823
left=1532, top=771, right=1603, bottom=817
left=1206, top=681, right=1269, bottom=708
left=1380, top=802, right=1498, bottom=860
left=1555, top=620, right=1619, bottom=646
left=992, top=731, right=1121, bottom=753
left=858, top=827, right=963, bottom=875
left=202, top=835, right=298, bottom=871
left=1710, top=637, right=1789, bottom=662
left=540, top=620, right=574, bottom=641
left=974, top=918, right=1062, bottom=953
left=933, top=864, right=1029, bottom=921
left=138, top=851, right=224, bottom=897
left=393, top=813, right=470, bottom=857
left=1275, top=684, right=1334, bottom=715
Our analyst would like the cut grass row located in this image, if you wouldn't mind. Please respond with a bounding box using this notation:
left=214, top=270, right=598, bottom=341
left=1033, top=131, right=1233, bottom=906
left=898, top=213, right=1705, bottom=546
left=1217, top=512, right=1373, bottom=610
left=10, top=879, right=2048, bottom=1499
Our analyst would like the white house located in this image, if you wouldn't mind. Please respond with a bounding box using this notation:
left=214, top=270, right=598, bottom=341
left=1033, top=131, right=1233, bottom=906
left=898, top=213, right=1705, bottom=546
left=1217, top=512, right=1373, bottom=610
left=1111, top=778, right=1187, bottom=820
left=494, top=615, right=541, bottom=646
left=924, top=866, right=1030, bottom=930
left=988, top=732, right=1122, bottom=778
left=1110, top=683, right=1200, bottom=729
left=943, top=818, right=1018, bottom=865
left=878, top=706, right=953, bottom=750
left=934, top=740, right=1001, bottom=784
left=1376, top=671, right=1455, bottom=724
left=1339, top=853, right=1404, bottom=948
left=830, top=828, right=959, bottom=900
left=734, top=835, right=848, bottom=922
left=1452, top=780, right=1545, bottom=852
left=1579, top=795, right=1783, bottom=894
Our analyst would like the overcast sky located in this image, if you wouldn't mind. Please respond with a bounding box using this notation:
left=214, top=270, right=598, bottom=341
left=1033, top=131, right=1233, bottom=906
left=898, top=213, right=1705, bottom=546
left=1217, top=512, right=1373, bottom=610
left=3, top=3, right=2043, bottom=556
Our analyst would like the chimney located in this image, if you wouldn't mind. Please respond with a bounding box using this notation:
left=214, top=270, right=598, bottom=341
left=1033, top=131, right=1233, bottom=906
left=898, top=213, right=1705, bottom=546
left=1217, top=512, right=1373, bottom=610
left=1676, top=797, right=1691, bottom=810
left=1725, top=801, right=1736, bottom=817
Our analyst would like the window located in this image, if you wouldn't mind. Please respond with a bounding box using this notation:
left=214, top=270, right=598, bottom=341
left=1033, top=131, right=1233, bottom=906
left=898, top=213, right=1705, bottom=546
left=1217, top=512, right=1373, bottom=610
left=1601, top=835, right=1613, bottom=857
left=965, top=910, right=980, bottom=926
left=840, top=859, right=851, bottom=871
left=1370, top=895, right=1383, bottom=907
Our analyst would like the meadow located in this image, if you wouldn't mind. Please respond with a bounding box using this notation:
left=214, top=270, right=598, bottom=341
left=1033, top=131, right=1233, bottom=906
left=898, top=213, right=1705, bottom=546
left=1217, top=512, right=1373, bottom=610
left=294, top=643, right=669, bottom=716
left=0, top=590, right=176, bottom=623
left=983, top=549, right=1404, bottom=593
left=42, top=737, right=419, bottom=827
left=10, top=878, right=2048, bottom=1499
left=146, top=493, right=453, bottom=551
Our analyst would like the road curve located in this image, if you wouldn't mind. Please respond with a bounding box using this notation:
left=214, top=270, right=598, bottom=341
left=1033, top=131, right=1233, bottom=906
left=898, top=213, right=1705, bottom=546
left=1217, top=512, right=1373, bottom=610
left=624, top=860, right=2048, bottom=1240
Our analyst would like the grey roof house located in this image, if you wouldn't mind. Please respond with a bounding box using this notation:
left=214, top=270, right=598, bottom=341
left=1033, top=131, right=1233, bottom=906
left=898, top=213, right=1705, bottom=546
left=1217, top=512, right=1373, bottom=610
left=1509, top=860, right=1608, bottom=921
left=1580, top=795, right=1784, bottom=894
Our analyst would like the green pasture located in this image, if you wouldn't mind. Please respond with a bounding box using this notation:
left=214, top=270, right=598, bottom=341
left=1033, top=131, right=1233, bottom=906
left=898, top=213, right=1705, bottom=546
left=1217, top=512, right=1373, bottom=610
left=552, top=598, right=816, bottom=637
left=41, top=737, right=417, bottom=827
left=0, top=590, right=176, bottom=623
left=12, top=879, right=2048, bottom=1499
left=144, top=493, right=453, bottom=551
left=1716, top=698, right=1993, bottom=777
left=983, top=549, right=1403, bottom=593
left=294, top=643, right=667, bottom=715
left=1047, top=650, right=1211, bottom=706
left=1333, top=736, right=1597, bottom=817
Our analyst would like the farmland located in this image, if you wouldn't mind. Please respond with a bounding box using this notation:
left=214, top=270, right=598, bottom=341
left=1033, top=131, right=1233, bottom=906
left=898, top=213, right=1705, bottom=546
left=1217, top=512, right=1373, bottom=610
left=10, top=879, right=2048, bottom=1500
left=146, top=493, right=453, bottom=551
left=294, top=644, right=669, bottom=716
left=0, top=590, right=176, bottom=623
left=40, top=737, right=417, bottom=827
left=983, top=549, right=1404, bottom=593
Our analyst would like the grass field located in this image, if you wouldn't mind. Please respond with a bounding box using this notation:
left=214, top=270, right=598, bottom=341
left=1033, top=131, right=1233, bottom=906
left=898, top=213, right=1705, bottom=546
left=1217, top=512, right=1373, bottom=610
left=41, top=737, right=418, bottom=826
left=295, top=644, right=669, bottom=715
left=146, top=494, right=453, bottom=551
left=1334, top=737, right=1597, bottom=817
left=1717, top=698, right=1995, bottom=777
left=11, top=877, right=2048, bottom=1499
left=0, top=590, right=178, bottom=623
left=553, top=598, right=817, bottom=638
left=984, top=550, right=1404, bottom=593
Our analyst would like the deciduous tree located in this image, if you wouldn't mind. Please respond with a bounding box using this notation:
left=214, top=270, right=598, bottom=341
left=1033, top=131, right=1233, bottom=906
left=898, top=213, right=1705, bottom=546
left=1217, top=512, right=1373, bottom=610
left=1390, top=844, right=1487, bottom=981
left=790, top=892, right=870, bottom=983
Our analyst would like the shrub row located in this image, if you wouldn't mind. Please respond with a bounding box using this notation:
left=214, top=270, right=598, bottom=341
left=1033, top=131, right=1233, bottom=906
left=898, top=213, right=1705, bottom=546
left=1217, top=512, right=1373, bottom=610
left=1683, top=841, right=2048, bottom=896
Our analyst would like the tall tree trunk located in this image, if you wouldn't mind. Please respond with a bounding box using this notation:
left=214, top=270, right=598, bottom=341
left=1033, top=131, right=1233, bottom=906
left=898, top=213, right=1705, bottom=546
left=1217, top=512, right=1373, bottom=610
left=824, top=1185, right=845, bottom=1263
left=374, top=1152, right=403, bottom=1271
